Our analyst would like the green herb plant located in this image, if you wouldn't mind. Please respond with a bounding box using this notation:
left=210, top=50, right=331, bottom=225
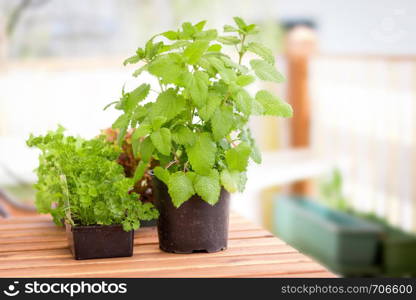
left=107, top=17, right=293, bottom=207
left=319, top=168, right=349, bottom=212
left=27, top=127, right=159, bottom=231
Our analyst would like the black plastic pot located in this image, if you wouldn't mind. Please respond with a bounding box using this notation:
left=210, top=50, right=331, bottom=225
left=153, top=177, right=230, bottom=254
left=65, top=223, right=134, bottom=260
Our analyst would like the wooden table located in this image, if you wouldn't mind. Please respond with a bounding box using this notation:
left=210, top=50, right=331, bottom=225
left=0, top=214, right=335, bottom=278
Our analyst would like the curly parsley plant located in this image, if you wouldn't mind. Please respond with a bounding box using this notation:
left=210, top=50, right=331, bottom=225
left=27, top=127, right=159, bottom=231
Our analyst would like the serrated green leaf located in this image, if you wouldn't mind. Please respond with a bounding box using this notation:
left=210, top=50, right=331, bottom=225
left=211, top=105, right=234, bottom=141
left=168, top=171, right=195, bottom=207
left=220, top=169, right=247, bottom=193
left=154, top=166, right=170, bottom=185
left=220, top=56, right=249, bottom=74
left=181, top=22, right=196, bottom=39
left=250, top=59, right=284, bottom=83
left=112, top=113, right=130, bottom=130
left=249, top=139, right=261, bottom=164
left=132, top=135, right=140, bottom=158
left=225, top=142, right=251, bottom=172
left=245, top=24, right=259, bottom=34
left=150, top=89, right=186, bottom=122
left=217, top=36, right=240, bottom=45
left=236, top=75, right=255, bottom=86
left=172, top=125, right=195, bottom=146
left=194, top=20, right=207, bottom=31
left=145, top=40, right=163, bottom=60
left=133, top=160, right=147, bottom=182
left=186, top=132, right=217, bottom=175
left=160, top=40, right=190, bottom=53
left=132, top=65, right=148, bottom=77
left=187, top=71, right=209, bottom=107
left=184, top=40, right=209, bottom=64
left=151, top=116, right=167, bottom=131
left=206, top=56, right=236, bottom=83
left=195, top=29, right=217, bottom=41
left=223, top=25, right=239, bottom=32
left=140, top=137, right=154, bottom=162
left=247, top=42, right=275, bottom=64
left=194, top=170, right=220, bottom=205
left=151, top=128, right=171, bottom=156
left=255, top=90, right=293, bottom=117
left=207, top=44, right=222, bottom=52
left=161, top=30, right=178, bottom=40
left=133, top=123, right=152, bottom=140
left=233, top=17, right=247, bottom=30
left=124, top=84, right=150, bottom=112
left=123, top=55, right=140, bottom=66
left=235, top=89, right=252, bottom=115
left=198, top=92, right=222, bottom=121
left=148, top=54, right=186, bottom=85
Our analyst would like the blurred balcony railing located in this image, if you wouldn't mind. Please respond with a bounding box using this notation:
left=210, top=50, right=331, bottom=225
left=309, top=54, right=416, bottom=232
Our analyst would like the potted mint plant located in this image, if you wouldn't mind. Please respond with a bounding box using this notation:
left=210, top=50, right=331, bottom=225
left=27, top=127, right=159, bottom=259
left=107, top=17, right=292, bottom=253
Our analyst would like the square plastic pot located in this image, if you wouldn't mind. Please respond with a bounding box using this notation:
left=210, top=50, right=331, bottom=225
left=65, top=223, right=134, bottom=260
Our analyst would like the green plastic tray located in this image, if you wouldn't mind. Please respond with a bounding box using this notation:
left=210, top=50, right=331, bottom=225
left=273, top=196, right=383, bottom=276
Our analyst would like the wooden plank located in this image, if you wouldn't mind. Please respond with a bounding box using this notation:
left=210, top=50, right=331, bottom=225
left=0, top=214, right=334, bottom=278
left=0, top=252, right=317, bottom=277
left=251, top=271, right=337, bottom=278
left=0, top=239, right=296, bottom=270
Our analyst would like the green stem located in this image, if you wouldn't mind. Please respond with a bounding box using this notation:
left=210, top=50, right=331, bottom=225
left=238, top=34, right=247, bottom=65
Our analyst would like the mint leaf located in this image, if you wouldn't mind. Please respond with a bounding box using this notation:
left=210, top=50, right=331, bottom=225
left=255, top=90, right=293, bottom=117
left=250, top=59, right=284, bottom=83
left=151, top=116, right=167, bottom=131
left=235, top=89, right=252, bottom=116
left=148, top=54, right=186, bottom=85
left=236, top=75, right=255, bottom=86
left=154, top=166, right=170, bottom=185
left=195, top=29, right=218, bottom=41
left=181, top=22, right=196, bottom=39
left=220, top=169, right=247, bottom=193
left=140, top=137, right=154, bottom=162
left=198, top=92, right=222, bottom=121
left=225, top=142, right=251, bottom=172
left=233, top=17, right=247, bottom=31
left=172, top=125, right=195, bottom=146
left=186, top=132, right=217, bottom=175
left=194, top=20, right=207, bottom=31
left=150, top=89, right=186, bottom=122
left=123, top=55, right=140, bottom=66
left=211, top=105, right=234, bottom=141
left=151, top=128, right=171, bottom=156
left=217, top=36, right=240, bottom=45
left=132, top=65, right=148, bottom=77
left=207, top=44, right=222, bottom=52
left=133, top=123, right=152, bottom=140
left=187, top=70, right=209, bottom=107
left=168, top=171, right=195, bottom=207
left=194, top=170, right=221, bottom=205
left=247, top=42, right=275, bottom=65
left=184, top=40, right=209, bottom=64
left=123, top=84, right=150, bottom=112
left=223, top=25, right=239, bottom=33
left=133, top=160, right=147, bottom=182
left=206, top=56, right=236, bottom=83
left=161, top=30, right=178, bottom=40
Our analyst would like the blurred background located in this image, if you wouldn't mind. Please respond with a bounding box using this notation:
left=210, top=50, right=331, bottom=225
left=1, top=0, right=415, bottom=277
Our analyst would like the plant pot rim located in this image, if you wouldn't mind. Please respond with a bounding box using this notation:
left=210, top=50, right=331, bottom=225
left=65, top=223, right=129, bottom=232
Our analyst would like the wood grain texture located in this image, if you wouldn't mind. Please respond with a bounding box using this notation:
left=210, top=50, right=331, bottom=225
left=0, top=214, right=335, bottom=278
